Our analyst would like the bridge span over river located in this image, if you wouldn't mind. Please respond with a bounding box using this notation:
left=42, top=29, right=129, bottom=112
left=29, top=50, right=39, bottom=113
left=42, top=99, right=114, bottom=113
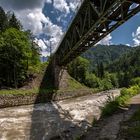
left=46, top=0, right=140, bottom=88
left=55, top=0, right=140, bottom=65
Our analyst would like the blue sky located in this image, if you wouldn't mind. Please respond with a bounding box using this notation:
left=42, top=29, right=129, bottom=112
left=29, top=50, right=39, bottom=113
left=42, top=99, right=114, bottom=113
left=111, top=13, right=140, bottom=46
left=0, top=0, right=140, bottom=56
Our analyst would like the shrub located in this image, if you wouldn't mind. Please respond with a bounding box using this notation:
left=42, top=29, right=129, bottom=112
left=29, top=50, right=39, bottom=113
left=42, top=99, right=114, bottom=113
left=102, top=85, right=140, bottom=116
left=130, top=77, right=140, bottom=87
left=121, top=85, right=140, bottom=97
left=109, top=73, right=119, bottom=88
left=102, top=100, right=119, bottom=116
left=100, top=79, right=113, bottom=90
left=85, top=73, right=101, bottom=88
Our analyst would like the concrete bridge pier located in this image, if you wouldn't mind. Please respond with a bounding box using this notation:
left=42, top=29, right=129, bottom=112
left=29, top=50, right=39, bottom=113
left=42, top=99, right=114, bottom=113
left=47, top=56, right=69, bottom=90
left=53, top=65, right=69, bottom=89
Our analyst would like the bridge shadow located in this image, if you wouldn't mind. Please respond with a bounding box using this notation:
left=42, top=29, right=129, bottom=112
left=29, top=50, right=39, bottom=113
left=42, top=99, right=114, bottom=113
left=29, top=65, right=90, bottom=140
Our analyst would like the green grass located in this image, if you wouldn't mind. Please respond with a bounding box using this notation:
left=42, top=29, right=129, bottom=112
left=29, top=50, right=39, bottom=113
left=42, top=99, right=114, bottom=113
left=101, top=100, right=119, bottom=116
left=0, top=75, right=89, bottom=96
left=28, top=61, right=49, bottom=74
left=101, top=85, right=140, bottom=117
left=127, top=127, right=140, bottom=138
left=0, top=76, right=89, bottom=95
left=0, top=88, right=55, bottom=95
left=125, top=109, right=140, bottom=138
left=68, top=77, right=86, bottom=90
left=130, top=108, right=140, bottom=121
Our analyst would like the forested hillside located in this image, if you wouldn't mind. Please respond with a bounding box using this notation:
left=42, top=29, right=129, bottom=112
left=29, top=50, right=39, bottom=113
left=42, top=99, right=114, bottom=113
left=0, top=7, right=41, bottom=88
left=82, top=44, right=132, bottom=71
left=107, top=46, right=140, bottom=87
left=68, top=44, right=140, bottom=90
left=108, top=46, right=140, bottom=73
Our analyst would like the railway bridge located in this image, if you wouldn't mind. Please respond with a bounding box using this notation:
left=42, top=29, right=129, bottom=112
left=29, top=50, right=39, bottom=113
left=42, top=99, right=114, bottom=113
left=45, top=0, right=140, bottom=89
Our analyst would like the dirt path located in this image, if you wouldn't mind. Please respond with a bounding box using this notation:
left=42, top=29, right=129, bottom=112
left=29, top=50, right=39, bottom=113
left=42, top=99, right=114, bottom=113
left=0, top=89, right=120, bottom=140
left=81, top=94, right=140, bottom=140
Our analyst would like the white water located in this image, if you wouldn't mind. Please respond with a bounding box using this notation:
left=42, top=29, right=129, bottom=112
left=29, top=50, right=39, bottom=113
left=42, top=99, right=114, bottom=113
left=0, top=89, right=120, bottom=140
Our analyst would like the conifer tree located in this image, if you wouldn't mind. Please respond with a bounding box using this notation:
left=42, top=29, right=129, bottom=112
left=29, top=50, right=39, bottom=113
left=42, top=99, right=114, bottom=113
left=0, top=7, right=8, bottom=32
left=8, top=13, right=22, bottom=30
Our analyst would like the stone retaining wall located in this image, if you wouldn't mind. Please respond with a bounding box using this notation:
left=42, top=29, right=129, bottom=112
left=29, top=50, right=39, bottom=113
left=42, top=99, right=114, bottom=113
left=0, top=89, right=94, bottom=108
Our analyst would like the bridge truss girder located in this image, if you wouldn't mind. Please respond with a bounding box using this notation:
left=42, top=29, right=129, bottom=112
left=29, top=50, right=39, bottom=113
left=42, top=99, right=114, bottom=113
left=55, top=0, right=140, bottom=66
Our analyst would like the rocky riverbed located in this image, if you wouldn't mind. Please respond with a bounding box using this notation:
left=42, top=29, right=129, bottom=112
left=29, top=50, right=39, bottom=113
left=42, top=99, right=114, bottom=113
left=0, top=89, right=120, bottom=140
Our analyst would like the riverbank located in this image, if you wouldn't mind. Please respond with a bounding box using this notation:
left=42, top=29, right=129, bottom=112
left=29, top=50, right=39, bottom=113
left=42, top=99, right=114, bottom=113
left=0, top=89, right=120, bottom=140
left=80, top=94, right=140, bottom=140
left=0, top=88, right=99, bottom=108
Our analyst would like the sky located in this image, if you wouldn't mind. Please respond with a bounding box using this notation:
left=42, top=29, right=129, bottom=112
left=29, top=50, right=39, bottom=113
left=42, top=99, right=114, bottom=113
left=0, top=0, right=140, bottom=56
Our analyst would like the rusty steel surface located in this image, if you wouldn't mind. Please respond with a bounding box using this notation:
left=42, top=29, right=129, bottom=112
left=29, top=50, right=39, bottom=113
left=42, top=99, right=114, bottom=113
left=54, top=0, right=140, bottom=66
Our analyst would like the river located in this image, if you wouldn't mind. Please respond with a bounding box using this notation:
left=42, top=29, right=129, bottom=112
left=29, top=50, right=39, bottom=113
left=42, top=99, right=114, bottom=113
left=0, top=89, right=120, bottom=140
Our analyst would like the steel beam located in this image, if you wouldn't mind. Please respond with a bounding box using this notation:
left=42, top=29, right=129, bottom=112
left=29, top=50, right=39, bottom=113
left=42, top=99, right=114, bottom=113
left=55, top=0, right=140, bottom=66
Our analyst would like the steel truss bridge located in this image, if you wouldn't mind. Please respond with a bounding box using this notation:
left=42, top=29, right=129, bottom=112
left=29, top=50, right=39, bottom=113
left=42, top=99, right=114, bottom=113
left=54, top=0, right=140, bottom=66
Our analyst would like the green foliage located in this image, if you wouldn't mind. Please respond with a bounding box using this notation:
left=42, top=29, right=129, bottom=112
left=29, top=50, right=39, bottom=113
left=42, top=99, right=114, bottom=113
left=82, top=43, right=140, bottom=89
left=85, top=72, right=118, bottom=90
left=0, top=7, right=41, bottom=88
left=0, top=87, right=55, bottom=95
left=85, top=73, right=101, bottom=88
left=8, top=13, right=22, bottom=30
left=130, top=108, right=140, bottom=121
left=102, top=85, right=140, bottom=117
left=68, top=56, right=118, bottom=90
left=116, top=86, right=140, bottom=106
left=127, top=126, right=140, bottom=138
left=130, top=77, right=140, bottom=87
left=100, top=79, right=113, bottom=90
left=68, top=56, right=90, bottom=83
left=75, top=136, right=81, bottom=140
left=97, top=62, right=104, bottom=78
left=68, top=44, right=134, bottom=90
left=0, top=7, right=8, bottom=32
left=0, top=28, right=32, bottom=87
left=101, top=100, right=119, bottom=116
left=68, top=77, right=85, bottom=89
left=100, top=73, right=113, bottom=90
left=123, top=109, right=140, bottom=139
left=82, top=44, right=132, bottom=72
left=121, top=85, right=140, bottom=97
left=109, top=73, right=119, bottom=87
left=107, top=46, right=140, bottom=87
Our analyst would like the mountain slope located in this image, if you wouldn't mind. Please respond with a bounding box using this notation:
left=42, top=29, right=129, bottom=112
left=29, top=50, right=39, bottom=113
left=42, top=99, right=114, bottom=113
left=82, top=44, right=132, bottom=70
left=108, top=46, right=140, bottom=74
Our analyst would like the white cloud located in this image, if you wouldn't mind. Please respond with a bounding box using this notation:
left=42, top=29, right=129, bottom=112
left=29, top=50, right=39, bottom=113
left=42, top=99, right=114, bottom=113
left=43, top=22, right=63, bottom=38
left=45, top=0, right=82, bottom=13
left=42, top=51, right=50, bottom=57
left=97, top=34, right=112, bottom=45
left=43, top=35, right=62, bottom=54
left=68, top=0, right=82, bottom=12
left=34, top=38, right=50, bottom=56
left=15, top=9, right=47, bottom=35
left=16, top=9, right=63, bottom=54
left=132, top=27, right=140, bottom=46
left=35, top=39, right=47, bottom=51
left=43, top=19, right=63, bottom=53
left=126, top=44, right=131, bottom=46
left=16, top=7, right=63, bottom=53
left=53, top=0, right=70, bottom=14
left=45, top=0, right=52, bottom=4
